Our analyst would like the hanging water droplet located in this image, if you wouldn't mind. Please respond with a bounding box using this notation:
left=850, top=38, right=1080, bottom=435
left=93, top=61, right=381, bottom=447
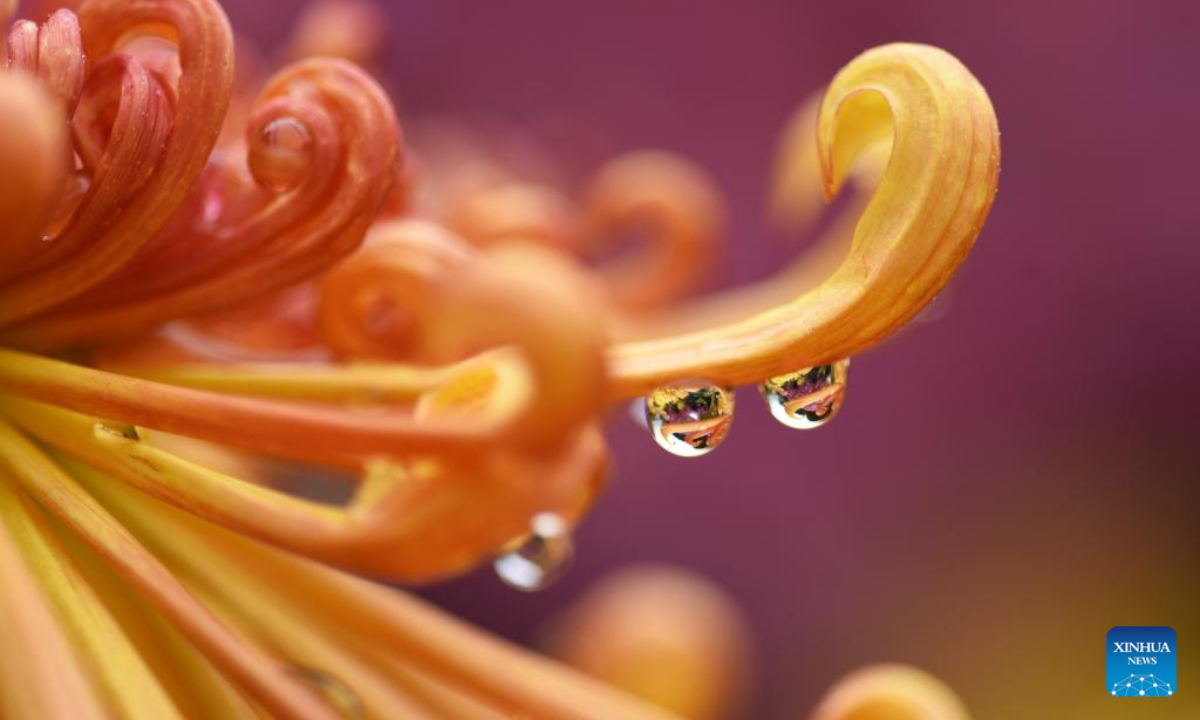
left=493, top=512, right=574, bottom=591
left=644, top=383, right=734, bottom=457
left=627, top=396, right=649, bottom=429
left=248, top=116, right=313, bottom=193
left=289, top=665, right=366, bottom=719
left=759, top=359, right=850, bottom=429
left=93, top=419, right=140, bottom=440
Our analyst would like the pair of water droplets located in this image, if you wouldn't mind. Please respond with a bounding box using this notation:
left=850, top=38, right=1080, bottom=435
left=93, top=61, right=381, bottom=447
left=642, top=359, right=851, bottom=457
left=493, top=359, right=852, bottom=591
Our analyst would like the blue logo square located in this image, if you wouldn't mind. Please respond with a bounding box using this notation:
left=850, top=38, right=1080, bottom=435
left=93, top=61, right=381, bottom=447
left=1108, top=626, right=1176, bottom=697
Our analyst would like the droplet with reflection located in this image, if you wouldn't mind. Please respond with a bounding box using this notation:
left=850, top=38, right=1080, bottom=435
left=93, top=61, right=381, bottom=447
left=759, top=359, right=849, bottom=429
left=493, top=512, right=574, bottom=591
left=93, top=419, right=140, bottom=440
left=289, top=664, right=366, bottom=719
left=628, top=396, right=649, bottom=429
left=644, top=383, right=734, bottom=457
left=249, top=116, right=313, bottom=193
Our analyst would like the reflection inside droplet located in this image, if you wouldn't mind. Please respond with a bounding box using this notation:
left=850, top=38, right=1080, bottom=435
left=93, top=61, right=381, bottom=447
left=759, top=359, right=849, bottom=429
left=493, top=512, right=574, bottom=591
left=249, top=116, right=313, bottom=193
left=644, top=383, right=734, bottom=457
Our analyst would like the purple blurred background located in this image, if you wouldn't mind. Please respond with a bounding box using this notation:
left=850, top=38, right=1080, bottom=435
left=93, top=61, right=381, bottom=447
left=228, top=1, right=1200, bottom=717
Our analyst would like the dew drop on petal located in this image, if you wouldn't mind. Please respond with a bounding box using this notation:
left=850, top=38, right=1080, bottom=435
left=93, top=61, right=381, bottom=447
left=249, top=116, right=313, bottom=193
left=759, top=359, right=849, bottom=430
left=289, top=665, right=366, bottom=719
left=644, top=382, right=734, bottom=457
left=627, top=396, right=649, bottom=429
left=93, top=419, right=140, bottom=440
left=493, top=512, right=574, bottom=591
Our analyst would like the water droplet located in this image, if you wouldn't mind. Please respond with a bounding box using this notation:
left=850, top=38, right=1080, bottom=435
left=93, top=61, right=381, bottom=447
left=289, top=665, right=365, bottom=719
left=493, top=512, right=574, bottom=591
left=93, top=419, right=140, bottom=440
left=249, top=116, right=313, bottom=193
left=644, top=383, right=734, bottom=457
left=627, top=397, right=649, bottom=429
left=759, top=359, right=850, bottom=429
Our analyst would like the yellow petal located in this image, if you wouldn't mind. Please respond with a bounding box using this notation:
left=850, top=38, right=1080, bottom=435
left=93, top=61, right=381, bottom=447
left=608, top=43, right=999, bottom=397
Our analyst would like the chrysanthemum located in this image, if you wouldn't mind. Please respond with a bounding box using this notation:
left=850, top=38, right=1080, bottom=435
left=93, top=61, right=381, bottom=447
left=0, top=0, right=998, bottom=717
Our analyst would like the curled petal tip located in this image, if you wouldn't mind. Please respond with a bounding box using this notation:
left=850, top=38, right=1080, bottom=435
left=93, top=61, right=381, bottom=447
left=425, top=243, right=609, bottom=448
left=318, top=219, right=473, bottom=361
left=38, top=9, right=86, bottom=112
left=0, top=0, right=234, bottom=330
left=585, top=150, right=726, bottom=311
left=4, top=9, right=85, bottom=112
left=818, top=42, right=1000, bottom=206
left=610, top=42, right=999, bottom=397
left=2, top=52, right=402, bottom=349
left=6, top=20, right=38, bottom=70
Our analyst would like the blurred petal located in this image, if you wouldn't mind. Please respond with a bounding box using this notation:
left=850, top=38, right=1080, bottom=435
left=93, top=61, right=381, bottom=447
left=810, top=664, right=970, bottom=720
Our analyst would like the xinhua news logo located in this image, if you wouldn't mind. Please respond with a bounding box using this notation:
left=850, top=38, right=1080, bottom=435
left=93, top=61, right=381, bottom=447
left=1108, top=626, right=1176, bottom=698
